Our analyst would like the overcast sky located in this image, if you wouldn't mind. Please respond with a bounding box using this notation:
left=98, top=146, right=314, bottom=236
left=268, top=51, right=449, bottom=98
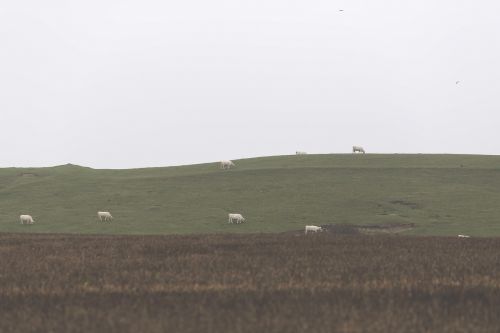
left=1, top=1, right=499, bottom=168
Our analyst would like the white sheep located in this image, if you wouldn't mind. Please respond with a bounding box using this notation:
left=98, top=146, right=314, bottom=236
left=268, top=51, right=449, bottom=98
left=97, top=211, right=113, bottom=222
left=352, top=146, right=366, bottom=154
left=305, top=225, right=323, bottom=234
left=220, top=160, right=235, bottom=170
left=228, top=213, right=245, bottom=224
left=20, top=215, right=35, bottom=225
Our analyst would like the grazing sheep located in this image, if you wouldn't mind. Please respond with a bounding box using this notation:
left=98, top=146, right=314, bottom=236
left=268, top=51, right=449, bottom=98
left=20, top=215, right=35, bottom=225
left=220, top=160, right=235, bottom=170
left=352, top=146, right=366, bottom=154
left=97, top=211, right=113, bottom=222
left=305, top=225, right=322, bottom=234
left=228, top=213, right=245, bottom=224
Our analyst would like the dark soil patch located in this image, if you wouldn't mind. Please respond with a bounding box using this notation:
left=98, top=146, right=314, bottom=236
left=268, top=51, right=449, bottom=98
left=321, top=223, right=415, bottom=234
left=389, top=200, right=421, bottom=209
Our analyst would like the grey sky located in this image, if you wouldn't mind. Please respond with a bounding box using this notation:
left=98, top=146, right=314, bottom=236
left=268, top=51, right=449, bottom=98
left=1, top=1, right=499, bottom=168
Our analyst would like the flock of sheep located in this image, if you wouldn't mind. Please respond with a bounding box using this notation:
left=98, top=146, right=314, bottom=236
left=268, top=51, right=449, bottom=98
left=19, top=211, right=113, bottom=225
left=296, top=146, right=366, bottom=155
left=220, top=146, right=471, bottom=238
left=222, top=146, right=367, bottom=233
left=19, top=147, right=370, bottom=234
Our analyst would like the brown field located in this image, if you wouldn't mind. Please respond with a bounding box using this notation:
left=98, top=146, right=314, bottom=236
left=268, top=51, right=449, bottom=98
left=1, top=232, right=500, bottom=333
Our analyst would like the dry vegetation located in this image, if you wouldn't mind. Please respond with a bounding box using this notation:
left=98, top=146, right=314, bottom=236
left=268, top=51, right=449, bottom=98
left=1, top=232, right=500, bottom=332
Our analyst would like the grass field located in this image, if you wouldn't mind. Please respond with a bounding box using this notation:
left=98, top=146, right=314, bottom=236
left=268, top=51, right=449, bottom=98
left=1, top=154, right=500, bottom=236
left=1, top=232, right=500, bottom=333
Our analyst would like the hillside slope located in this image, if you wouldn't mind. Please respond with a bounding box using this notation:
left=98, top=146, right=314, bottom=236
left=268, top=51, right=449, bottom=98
left=1, top=154, right=499, bottom=236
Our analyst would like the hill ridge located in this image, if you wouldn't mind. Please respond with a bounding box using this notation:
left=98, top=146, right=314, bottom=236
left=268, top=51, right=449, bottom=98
left=0, top=154, right=498, bottom=236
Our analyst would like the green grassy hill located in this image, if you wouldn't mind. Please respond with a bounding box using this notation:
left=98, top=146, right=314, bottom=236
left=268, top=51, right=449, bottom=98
left=1, top=154, right=500, bottom=236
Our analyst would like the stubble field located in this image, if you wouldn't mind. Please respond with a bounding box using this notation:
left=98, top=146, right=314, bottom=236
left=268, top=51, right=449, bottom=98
left=1, top=232, right=500, bottom=332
